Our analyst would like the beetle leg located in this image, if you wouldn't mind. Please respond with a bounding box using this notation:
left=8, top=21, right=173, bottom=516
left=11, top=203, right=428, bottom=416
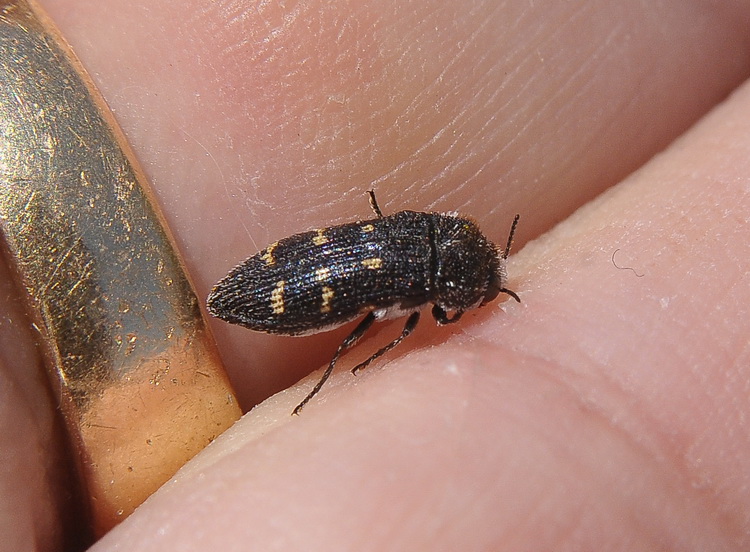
left=431, top=304, right=463, bottom=325
left=351, top=311, right=421, bottom=376
left=293, top=312, right=377, bottom=415
left=367, top=189, right=384, bottom=218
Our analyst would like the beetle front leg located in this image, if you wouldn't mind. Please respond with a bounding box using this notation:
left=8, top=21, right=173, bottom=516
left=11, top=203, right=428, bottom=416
left=431, top=304, right=463, bottom=325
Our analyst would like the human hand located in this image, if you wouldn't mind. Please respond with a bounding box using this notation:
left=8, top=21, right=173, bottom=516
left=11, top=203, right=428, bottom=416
left=5, top=1, right=750, bottom=549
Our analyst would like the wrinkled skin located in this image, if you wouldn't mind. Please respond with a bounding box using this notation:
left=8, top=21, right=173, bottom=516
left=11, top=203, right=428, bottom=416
left=3, top=1, right=750, bottom=550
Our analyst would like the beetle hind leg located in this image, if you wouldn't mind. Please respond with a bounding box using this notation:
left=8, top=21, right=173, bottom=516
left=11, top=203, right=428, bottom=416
left=292, top=312, right=377, bottom=415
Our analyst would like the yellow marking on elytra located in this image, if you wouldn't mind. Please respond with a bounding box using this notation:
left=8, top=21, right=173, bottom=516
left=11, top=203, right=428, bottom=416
left=361, top=224, right=375, bottom=233
left=320, top=286, right=334, bottom=313
left=261, top=241, right=278, bottom=265
left=271, top=280, right=285, bottom=314
left=312, top=229, right=329, bottom=246
left=362, top=257, right=383, bottom=270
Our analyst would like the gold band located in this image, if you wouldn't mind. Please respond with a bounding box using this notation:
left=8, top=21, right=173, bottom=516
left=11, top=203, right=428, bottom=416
left=0, top=0, right=241, bottom=535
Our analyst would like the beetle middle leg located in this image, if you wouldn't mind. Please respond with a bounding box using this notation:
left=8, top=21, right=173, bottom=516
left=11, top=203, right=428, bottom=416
left=351, top=311, right=421, bottom=375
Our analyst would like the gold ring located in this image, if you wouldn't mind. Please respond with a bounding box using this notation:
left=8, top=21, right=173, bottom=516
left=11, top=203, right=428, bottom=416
left=0, top=0, right=241, bottom=536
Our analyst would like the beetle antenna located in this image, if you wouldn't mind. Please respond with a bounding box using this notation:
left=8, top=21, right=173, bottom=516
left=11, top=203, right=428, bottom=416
left=503, top=214, right=520, bottom=259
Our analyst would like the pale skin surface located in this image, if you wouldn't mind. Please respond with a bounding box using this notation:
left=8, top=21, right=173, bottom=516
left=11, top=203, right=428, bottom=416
left=2, top=0, right=750, bottom=550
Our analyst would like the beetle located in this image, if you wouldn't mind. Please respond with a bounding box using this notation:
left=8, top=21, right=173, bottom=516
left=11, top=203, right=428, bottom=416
left=207, top=191, right=520, bottom=414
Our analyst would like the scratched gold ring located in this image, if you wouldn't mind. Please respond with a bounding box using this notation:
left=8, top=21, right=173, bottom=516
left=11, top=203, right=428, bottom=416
left=0, top=0, right=241, bottom=536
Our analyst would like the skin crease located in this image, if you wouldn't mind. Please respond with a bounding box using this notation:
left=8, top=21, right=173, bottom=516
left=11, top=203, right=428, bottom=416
left=1, top=0, right=749, bottom=550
